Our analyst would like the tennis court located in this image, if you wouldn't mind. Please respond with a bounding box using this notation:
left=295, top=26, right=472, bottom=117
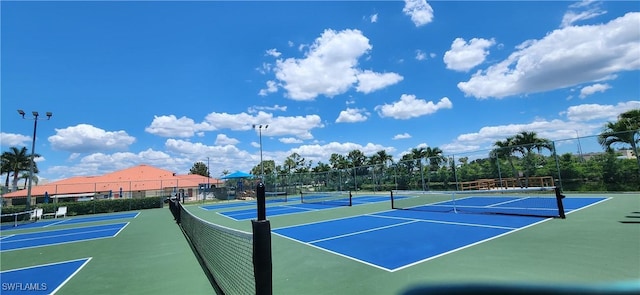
left=1, top=222, right=129, bottom=252
left=273, top=196, right=607, bottom=271
left=0, top=212, right=139, bottom=231
left=1, top=192, right=638, bottom=294
left=0, top=258, right=91, bottom=295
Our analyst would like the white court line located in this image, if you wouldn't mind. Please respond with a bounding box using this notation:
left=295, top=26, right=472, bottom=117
left=50, top=257, right=93, bottom=295
left=369, top=214, right=518, bottom=230
left=309, top=220, right=419, bottom=243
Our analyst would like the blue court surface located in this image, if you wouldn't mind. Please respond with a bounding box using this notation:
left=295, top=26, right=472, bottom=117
left=0, top=258, right=91, bottom=294
left=218, top=194, right=390, bottom=221
left=0, top=212, right=139, bottom=231
left=273, top=197, right=608, bottom=272
left=0, top=222, right=129, bottom=252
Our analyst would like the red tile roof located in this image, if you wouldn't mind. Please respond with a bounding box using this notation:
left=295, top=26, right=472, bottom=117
left=3, top=164, right=221, bottom=198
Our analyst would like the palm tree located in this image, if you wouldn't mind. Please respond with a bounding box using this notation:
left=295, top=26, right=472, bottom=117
left=512, top=131, right=553, bottom=187
left=2, top=147, right=39, bottom=192
left=21, top=172, right=39, bottom=189
left=598, top=109, right=640, bottom=174
left=493, top=137, right=520, bottom=187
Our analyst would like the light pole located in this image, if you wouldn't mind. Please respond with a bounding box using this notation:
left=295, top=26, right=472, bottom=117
left=18, top=110, right=52, bottom=211
left=252, top=124, right=268, bottom=181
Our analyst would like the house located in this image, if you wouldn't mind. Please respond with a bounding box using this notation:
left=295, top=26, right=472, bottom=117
left=1, top=164, right=221, bottom=207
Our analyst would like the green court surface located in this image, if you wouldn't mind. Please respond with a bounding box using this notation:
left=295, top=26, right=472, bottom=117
left=1, top=192, right=639, bottom=294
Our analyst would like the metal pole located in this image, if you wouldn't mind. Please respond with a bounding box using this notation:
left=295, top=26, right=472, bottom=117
left=26, top=116, right=38, bottom=211
left=18, top=110, right=51, bottom=211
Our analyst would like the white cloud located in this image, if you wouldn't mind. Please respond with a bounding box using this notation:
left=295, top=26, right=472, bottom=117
left=375, top=95, right=453, bottom=120
left=561, top=0, right=606, bottom=28
left=579, top=83, right=611, bottom=98
left=336, top=108, right=369, bottom=123
left=215, top=134, right=239, bottom=145
left=145, top=115, right=213, bottom=137
left=415, top=50, right=427, bottom=61
left=270, top=29, right=401, bottom=100
left=0, top=132, right=31, bottom=147
left=248, top=104, right=287, bottom=113
left=258, top=80, right=278, bottom=96
left=265, top=48, right=281, bottom=57
left=48, top=124, right=136, bottom=153
left=403, top=0, right=434, bottom=27
left=370, top=13, right=378, bottom=23
left=458, top=12, right=640, bottom=99
left=393, top=133, right=412, bottom=140
left=443, top=37, right=496, bottom=72
left=279, top=137, right=303, bottom=144
left=355, top=70, right=404, bottom=94
left=441, top=100, right=640, bottom=155
left=564, top=101, right=640, bottom=122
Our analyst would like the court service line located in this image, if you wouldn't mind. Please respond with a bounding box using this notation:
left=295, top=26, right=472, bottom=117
left=0, top=234, right=15, bottom=240
left=308, top=220, right=420, bottom=244
left=368, top=214, right=519, bottom=230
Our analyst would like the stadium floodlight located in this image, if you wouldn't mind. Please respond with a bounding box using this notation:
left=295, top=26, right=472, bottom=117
left=18, top=110, right=53, bottom=211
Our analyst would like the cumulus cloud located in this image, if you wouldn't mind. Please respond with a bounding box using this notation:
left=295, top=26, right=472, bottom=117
left=268, top=29, right=401, bottom=100
left=215, top=134, right=239, bottom=145
left=370, top=13, right=378, bottom=23
left=336, top=108, right=369, bottom=123
left=258, top=80, right=278, bottom=96
left=458, top=12, right=640, bottom=99
left=375, top=95, right=453, bottom=119
left=393, top=133, right=412, bottom=140
left=444, top=37, right=496, bottom=72
left=579, top=83, right=611, bottom=98
left=564, top=101, right=640, bottom=122
left=48, top=124, right=136, bottom=153
left=0, top=132, right=31, bottom=147
left=403, top=0, right=434, bottom=27
left=145, top=115, right=213, bottom=137
left=415, top=50, right=427, bottom=61
left=355, top=70, right=404, bottom=94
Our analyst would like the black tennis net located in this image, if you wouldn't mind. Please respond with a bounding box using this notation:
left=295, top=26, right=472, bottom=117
left=300, top=191, right=352, bottom=206
left=169, top=200, right=271, bottom=295
left=391, top=186, right=565, bottom=218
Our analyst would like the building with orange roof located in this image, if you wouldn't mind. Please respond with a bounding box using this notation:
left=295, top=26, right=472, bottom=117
left=1, top=164, right=222, bottom=206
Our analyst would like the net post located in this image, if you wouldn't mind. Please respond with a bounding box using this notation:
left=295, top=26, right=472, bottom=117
left=257, top=182, right=266, bottom=221
left=253, top=182, right=272, bottom=295
left=348, top=191, right=352, bottom=206
left=554, top=186, right=566, bottom=219
left=390, top=190, right=395, bottom=209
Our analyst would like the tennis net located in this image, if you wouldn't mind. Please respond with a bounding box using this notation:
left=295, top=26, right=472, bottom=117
left=265, top=191, right=287, bottom=203
left=1, top=210, right=36, bottom=228
left=169, top=200, right=270, bottom=295
left=391, top=186, right=565, bottom=218
left=300, top=191, right=352, bottom=206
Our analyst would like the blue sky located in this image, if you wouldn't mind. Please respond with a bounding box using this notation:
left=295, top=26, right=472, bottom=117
left=1, top=0, right=639, bottom=182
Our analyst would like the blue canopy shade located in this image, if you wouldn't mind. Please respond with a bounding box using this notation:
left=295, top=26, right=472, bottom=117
left=221, top=171, right=254, bottom=179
